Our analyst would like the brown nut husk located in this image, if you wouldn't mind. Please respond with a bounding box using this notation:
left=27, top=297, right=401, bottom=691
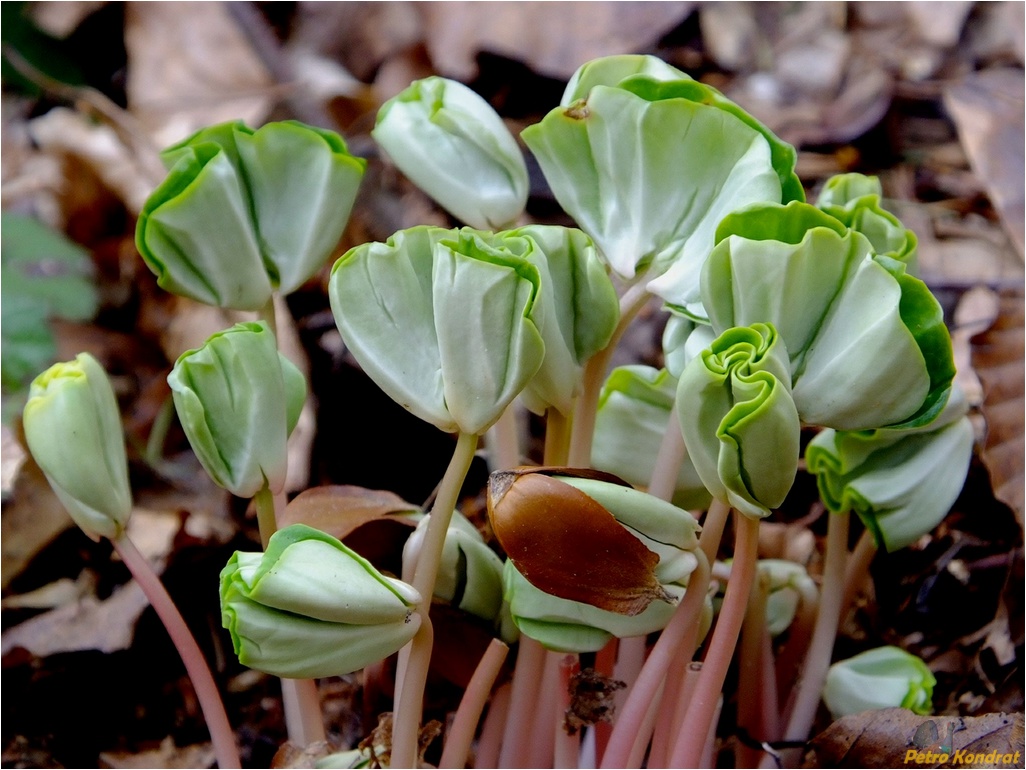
left=487, top=467, right=673, bottom=616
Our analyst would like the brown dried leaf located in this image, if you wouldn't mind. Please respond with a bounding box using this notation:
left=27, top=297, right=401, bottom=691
left=420, top=2, right=696, bottom=80
left=944, top=69, right=1026, bottom=259
left=953, top=286, right=1001, bottom=413
left=99, top=736, right=215, bottom=769
left=811, top=709, right=1025, bottom=769
left=487, top=469, right=669, bottom=615
left=27, top=107, right=159, bottom=215
left=124, top=3, right=274, bottom=147
left=1, top=455, right=74, bottom=589
left=280, top=485, right=419, bottom=536
left=270, top=740, right=335, bottom=769
left=1, top=509, right=179, bottom=657
left=971, top=290, right=1025, bottom=527
left=1, top=579, right=149, bottom=658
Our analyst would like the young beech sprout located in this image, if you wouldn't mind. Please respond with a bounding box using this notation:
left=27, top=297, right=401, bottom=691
left=23, top=354, right=240, bottom=768
left=220, top=524, right=422, bottom=679
left=167, top=321, right=306, bottom=500
left=21, top=46, right=977, bottom=770
left=822, top=646, right=936, bottom=719
left=329, top=226, right=545, bottom=436
left=522, top=54, right=800, bottom=309
left=677, top=323, right=801, bottom=519
left=662, top=313, right=717, bottom=379
left=807, top=385, right=975, bottom=552
left=137, top=120, right=365, bottom=310
left=758, top=559, right=817, bottom=637
left=373, top=76, right=530, bottom=230
left=23, top=353, right=132, bottom=541
left=591, top=365, right=711, bottom=509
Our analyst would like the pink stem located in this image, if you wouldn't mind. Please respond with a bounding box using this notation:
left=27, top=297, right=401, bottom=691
left=646, top=404, right=686, bottom=502
left=568, top=283, right=651, bottom=467
left=476, top=682, right=511, bottom=769
left=601, top=550, right=711, bottom=769
left=773, top=512, right=849, bottom=768
left=671, top=512, right=760, bottom=769
left=111, top=534, right=240, bottom=768
left=665, top=663, right=703, bottom=761
left=526, top=652, right=561, bottom=767
left=736, top=571, right=770, bottom=768
left=841, top=528, right=877, bottom=620
left=440, top=639, right=509, bottom=769
left=392, top=432, right=479, bottom=769
left=498, top=636, right=547, bottom=768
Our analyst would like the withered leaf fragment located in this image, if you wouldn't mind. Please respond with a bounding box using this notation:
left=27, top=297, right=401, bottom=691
left=487, top=467, right=673, bottom=616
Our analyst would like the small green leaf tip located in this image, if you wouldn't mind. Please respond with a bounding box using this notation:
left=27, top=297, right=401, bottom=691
left=677, top=323, right=800, bottom=519
left=137, top=120, right=365, bottom=309
left=219, top=524, right=421, bottom=679
left=823, top=646, right=936, bottom=719
left=373, top=76, right=529, bottom=230
left=167, top=321, right=307, bottom=498
left=816, top=173, right=918, bottom=273
left=23, top=353, right=132, bottom=541
left=329, top=226, right=545, bottom=435
left=806, top=386, right=974, bottom=552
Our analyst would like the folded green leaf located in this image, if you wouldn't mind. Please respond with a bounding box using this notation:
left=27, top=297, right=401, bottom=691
left=806, top=390, right=974, bottom=552
left=677, top=323, right=800, bottom=519
left=822, top=646, right=935, bottom=719
left=560, top=54, right=690, bottom=103
left=138, top=120, right=365, bottom=309
left=220, top=524, right=421, bottom=679
left=23, top=353, right=132, bottom=540
left=758, top=560, right=816, bottom=636
left=168, top=321, right=306, bottom=497
left=502, top=559, right=687, bottom=653
left=329, top=226, right=545, bottom=435
left=404, top=510, right=509, bottom=638
left=505, top=225, right=619, bottom=415
left=374, top=77, right=528, bottom=230
left=816, top=173, right=917, bottom=272
left=661, top=313, right=716, bottom=379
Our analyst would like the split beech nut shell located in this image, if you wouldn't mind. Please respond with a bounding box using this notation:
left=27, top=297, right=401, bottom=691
left=487, top=466, right=674, bottom=616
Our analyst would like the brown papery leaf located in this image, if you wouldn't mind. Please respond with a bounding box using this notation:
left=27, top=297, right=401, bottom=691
left=971, top=289, right=1025, bottom=528
left=811, top=709, right=1024, bottom=769
left=419, top=2, right=694, bottom=80
left=487, top=469, right=669, bottom=616
left=100, top=737, right=215, bottom=769
left=280, top=486, right=420, bottom=577
left=280, top=485, right=420, bottom=537
left=944, top=69, right=1026, bottom=258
